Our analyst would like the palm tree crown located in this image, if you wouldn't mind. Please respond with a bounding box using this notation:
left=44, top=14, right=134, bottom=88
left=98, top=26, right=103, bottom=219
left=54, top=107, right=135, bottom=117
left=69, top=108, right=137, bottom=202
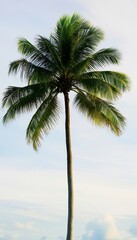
left=3, top=14, right=129, bottom=149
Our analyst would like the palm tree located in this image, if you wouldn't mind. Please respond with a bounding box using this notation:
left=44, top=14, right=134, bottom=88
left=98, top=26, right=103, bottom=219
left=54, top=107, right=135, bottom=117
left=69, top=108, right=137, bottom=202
left=2, top=14, right=129, bottom=240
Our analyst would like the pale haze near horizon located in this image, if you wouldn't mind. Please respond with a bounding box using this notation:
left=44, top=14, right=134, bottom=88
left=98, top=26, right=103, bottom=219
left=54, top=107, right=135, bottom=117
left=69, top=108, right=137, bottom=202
left=0, top=0, right=137, bottom=239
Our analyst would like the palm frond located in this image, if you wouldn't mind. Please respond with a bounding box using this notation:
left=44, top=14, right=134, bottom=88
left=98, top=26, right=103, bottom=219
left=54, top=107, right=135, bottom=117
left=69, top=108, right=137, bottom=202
left=51, top=13, right=104, bottom=68
left=18, top=37, right=54, bottom=70
left=52, top=13, right=104, bottom=53
left=51, top=16, right=74, bottom=67
left=26, top=96, right=60, bottom=150
left=76, top=78, right=120, bottom=100
left=8, top=59, right=53, bottom=83
left=71, top=48, right=120, bottom=75
left=36, top=36, right=64, bottom=72
left=74, top=91, right=125, bottom=135
left=71, top=26, right=104, bottom=64
left=90, top=48, right=121, bottom=68
left=71, top=58, right=92, bottom=75
left=76, top=71, right=130, bottom=99
left=80, top=71, right=130, bottom=91
left=3, top=83, right=51, bottom=123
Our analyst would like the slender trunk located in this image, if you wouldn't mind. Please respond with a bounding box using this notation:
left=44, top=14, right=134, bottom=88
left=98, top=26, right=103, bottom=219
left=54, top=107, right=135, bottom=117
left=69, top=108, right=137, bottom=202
left=64, top=92, right=74, bottom=240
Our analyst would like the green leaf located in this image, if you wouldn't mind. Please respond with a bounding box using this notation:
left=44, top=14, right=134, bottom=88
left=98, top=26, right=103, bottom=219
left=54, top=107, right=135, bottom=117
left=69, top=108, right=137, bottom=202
left=81, top=71, right=130, bottom=91
left=90, top=48, right=121, bottom=68
left=36, top=36, right=64, bottom=72
left=52, top=13, right=104, bottom=70
left=18, top=37, right=54, bottom=69
left=2, top=83, right=51, bottom=123
left=76, top=71, right=130, bottom=99
left=74, top=91, right=125, bottom=135
left=8, top=59, right=53, bottom=83
left=26, top=96, right=60, bottom=150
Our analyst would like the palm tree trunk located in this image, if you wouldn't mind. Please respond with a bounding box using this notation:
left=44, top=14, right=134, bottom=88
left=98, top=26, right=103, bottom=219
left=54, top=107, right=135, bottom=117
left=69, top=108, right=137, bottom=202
left=64, top=92, right=74, bottom=240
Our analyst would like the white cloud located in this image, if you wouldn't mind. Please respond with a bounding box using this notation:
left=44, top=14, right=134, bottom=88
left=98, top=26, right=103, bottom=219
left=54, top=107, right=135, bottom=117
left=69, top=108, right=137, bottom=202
left=82, top=215, right=134, bottom=240
left=15, top=222, right=34, bottom=230
left=103, top=215, right=120, bottom=239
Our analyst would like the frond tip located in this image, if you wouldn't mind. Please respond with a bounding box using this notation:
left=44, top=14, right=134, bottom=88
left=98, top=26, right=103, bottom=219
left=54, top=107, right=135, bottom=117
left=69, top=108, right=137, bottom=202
left=74, top=92, right=126, bottom=135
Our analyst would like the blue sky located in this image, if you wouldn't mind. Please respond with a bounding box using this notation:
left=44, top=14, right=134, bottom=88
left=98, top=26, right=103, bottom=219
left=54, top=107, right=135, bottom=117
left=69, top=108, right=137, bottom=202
left=0, top=0, right=137, bottom=239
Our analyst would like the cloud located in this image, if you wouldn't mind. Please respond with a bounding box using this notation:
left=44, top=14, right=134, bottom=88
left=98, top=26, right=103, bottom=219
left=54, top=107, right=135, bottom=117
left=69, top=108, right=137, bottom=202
left=82, top=215, right=126, bottom=240
left=103, top=215, right=120, bottom=239
left=16, top=222, right=34, bottom=230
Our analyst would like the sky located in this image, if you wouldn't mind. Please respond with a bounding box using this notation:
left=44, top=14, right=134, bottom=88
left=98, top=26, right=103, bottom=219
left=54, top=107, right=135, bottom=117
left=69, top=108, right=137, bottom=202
left=0, top=0, right=137, bottom=239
